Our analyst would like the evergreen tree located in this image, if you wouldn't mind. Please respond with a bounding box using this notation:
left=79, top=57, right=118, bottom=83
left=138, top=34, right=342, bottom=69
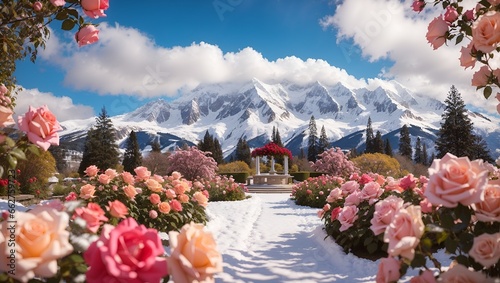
left=122, top=130, right=142, bottom=173
left=79, top=107, right=120, bottom=175
left=365, top=117, right=375, bottom=153
left=272, top=126, right=285, bottom=165
left=198, top=130, right=214, bottom=153
left=398, top=124, right=412, bottom=160
left=151, top=139, right=161, bottom=152
left=298, top=148, right=306, bottom=160
left=384, top=139, right=393, bottom=157
left=422, top=142, right=428, bottom=166
left=373, top=131, right=384, bottom=153
left=212, top=138, right=224, bottom=165
left=235, top=137, right=252, bottom=166
left=307, top=115, right=318, bottom=162
left=471, top=135, right=494, bottom=162
left=414, top=137, right=423, bottom=164
left=318, top=125, right=329, bottom=155
left=435, top=85, right=482, bottom=159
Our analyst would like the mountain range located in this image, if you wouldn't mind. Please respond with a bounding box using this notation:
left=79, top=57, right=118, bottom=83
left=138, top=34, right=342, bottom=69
left=58, top=78, right=500, bottom=160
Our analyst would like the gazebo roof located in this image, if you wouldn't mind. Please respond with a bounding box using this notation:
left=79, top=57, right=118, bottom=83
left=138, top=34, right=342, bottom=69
left=251, top=142, right=292, bottom=160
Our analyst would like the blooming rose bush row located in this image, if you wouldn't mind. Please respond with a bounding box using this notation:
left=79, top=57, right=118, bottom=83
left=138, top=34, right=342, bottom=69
left=310, top=153, right=499, bottom=282
left=195, top=174, right=248, bottom=202
left=291, top=174, right=345, bottom=208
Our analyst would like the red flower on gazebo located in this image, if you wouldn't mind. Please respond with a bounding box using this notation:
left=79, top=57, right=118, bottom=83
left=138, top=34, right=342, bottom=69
left=251, top=142, right=292, bottom=160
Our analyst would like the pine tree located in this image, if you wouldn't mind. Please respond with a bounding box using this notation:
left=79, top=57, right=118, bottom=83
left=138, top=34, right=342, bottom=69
left=384, top=139, right=393, bottom=157
left=272, top=126, right=285, bottom=165
left=414, top=137, right=422, bottom=164
left=78, top=107, right=120, bottom=175
left=298, top=148, right=306, bottom=160
left=212, top=138, right=224, bottom=165
left=435, top=86, right=482, bottom=159
left=122, top=130, right=142, bottom=173
left=318, top=125, right=329, bottom=155
left=398, top=124, right=412, bottom=160
left=151, top=139, right=161, bottom=152
left=365, top=117, right=375, bottom=154
left=373, top=131, right=384, bottom=153
left=471, top=135, right=494, bottom=162
left=307, top=115, right=318, bottom=162
left=198, top=130, right=224, bottom=164
left=422, top=142, right=428, bottom=166
left=235, top=137, right=251, bottom=166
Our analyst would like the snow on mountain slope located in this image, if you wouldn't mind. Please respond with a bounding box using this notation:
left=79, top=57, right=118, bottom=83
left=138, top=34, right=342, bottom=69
left=59, top=78, right=500, bottom=159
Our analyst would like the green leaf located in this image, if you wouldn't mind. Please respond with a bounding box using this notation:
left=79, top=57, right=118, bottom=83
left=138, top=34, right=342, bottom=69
left=61, top=19, right=76, bottom=31
left=410, top=253, right=426, bottom=268
left=455, top=34, right=464, bottom=45
left=9, top=148, right=26, bottom=160
left=28, top=145, right=40, bottom=156
left=483, top=86, right=492, bottom=99
left=445, top=237, right=458, bottom=254
left=66, top=8, right=79, bottom=18
left=440, top=213, right=455, bottom=230
left=366, top=242, right=378, bottom=254
left=55, top=10, right=68, bottom=20
left=6, top=154, right=17, bottom=169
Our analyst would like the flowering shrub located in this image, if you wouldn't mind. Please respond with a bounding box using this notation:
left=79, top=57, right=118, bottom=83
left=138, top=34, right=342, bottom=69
left=291, top=175, right=345, bottom=208
left=196, top=175, right=248, bottom=202
left=166, top=146, right=218, bottom=181
left=251, top=142, right=293, bottom=159
left=310, top=147, right=359, bottom=178
left=74, top=165, right=209, bottom=233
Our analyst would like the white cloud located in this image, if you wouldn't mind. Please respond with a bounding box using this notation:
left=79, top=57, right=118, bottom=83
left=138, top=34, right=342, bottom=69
left=14, top=88, right=94, bottom=121
left=320, top=0, right=499, bottom=115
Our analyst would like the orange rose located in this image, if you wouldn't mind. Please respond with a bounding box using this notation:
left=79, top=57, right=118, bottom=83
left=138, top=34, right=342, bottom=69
left=0, top=105, right=14, bottom=127
left=123, top=184, right=138, bottom=199
left=80, top=184, right=96, bottom=199
left=193, top=191, right=208, bottom=207
left=158, top=202, right=171, bottom=214
left=145, top=179, right=162, bottom=193
left=472, top=11, right=500, bottom=53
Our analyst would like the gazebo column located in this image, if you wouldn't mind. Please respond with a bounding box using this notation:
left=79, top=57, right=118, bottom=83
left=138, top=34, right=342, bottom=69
left=256, top=156, right=260, bottom=175
left=284, top=155, right=289, bottom=175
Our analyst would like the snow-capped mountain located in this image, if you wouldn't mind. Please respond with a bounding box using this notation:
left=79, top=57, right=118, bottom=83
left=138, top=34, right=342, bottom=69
left=59, top=78, right=500, bottom=159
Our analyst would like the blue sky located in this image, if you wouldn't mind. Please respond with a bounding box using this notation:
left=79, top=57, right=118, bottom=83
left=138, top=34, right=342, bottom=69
left=13, top=0, right=498, bottom=120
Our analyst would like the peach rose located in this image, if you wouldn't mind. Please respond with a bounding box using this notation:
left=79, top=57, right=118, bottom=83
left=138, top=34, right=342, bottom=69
left=75, top=25, right=99, bottom=47
left=152, top=174, right=164, bottom=183
left=370, top=195, right=404, bottom=236
left=79, top=184, right=96, bottom=199
left=178, top=194, right=190, bottom=203
left=174, top=180, right=190, bottom=194
left=410, top=270, right=436, bottom=283
left=121, top=171, right=135, bottom=185
left=81, top=0, right=109, bottom=19
left=193, top=191, right=208, bottom=207
left=472, top=11, right=500, bottom=53
left=171, top=171, right=182, bottom=180
left=0, top=105, right=15, bottom=127
left=468, top=232, right=500, bottom=268
left=438, top=263, right=493, bottom=283
left=106, top=200, right=128, bottom=218
left=426, top=153, right=489, bottom=208
left=18, top=105, right=61, bottom=151
left=459, top=42, right=476, bottom=69
left=73, top=202, right=108, bottom=233
left=376, top=257, right=400, bottom=283
left=384, top=205, right=424, bottom=260
left=158, top=202, right=171, bottom=214
left=104, top=168, right=118, bottom=179
left=149, top=193, right=161, bottom=205
left=84, top=165, right=99, bottom=177
left=168, top=222, right=223, bottom=283
left=472, top=179, right=500, bottom=222
left=134, top=166, right=151, bottom=181
left=98, top=173, right=111, bottom=185
left=123, top=184, right=138, bottom=199
left=471, top=65, right=491, bottom=87
left=338, top=205, right=359, bottom=232
left=145, top=178, right=163, bottom=192
left=0, top=206, right=73, bottom=282
left=426, top=15, right=448, bottom=49
left=165, top=188, right=176, bottom=199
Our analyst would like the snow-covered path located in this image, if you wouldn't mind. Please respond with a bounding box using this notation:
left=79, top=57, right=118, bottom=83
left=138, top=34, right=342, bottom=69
left=206, top=194, right=380, bottom=283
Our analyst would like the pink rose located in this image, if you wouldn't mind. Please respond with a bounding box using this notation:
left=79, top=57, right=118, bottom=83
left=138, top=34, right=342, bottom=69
left=84, top=218, right=168, bottom=282
left=18, top=105, right=61, bottom=151
left=145, top=178, right=163, bottom=192
left=370, top=195, right=404, bottom=235
left=75, top=25, right=99, bottom=47
left=171, top=171, right=182, bottom=180
left=399, top=174, right=417, bottom=190
left=168, top=222, right=223, bottom=283
left=411, top=0, right=425, bottom=13
left=344, top=190, right=361, bottom=206
left=158, top=202, right=171, bottom=214
left=471, top=65, right=491, bottom=87
left=0, top=206, right=73, bottom=282
left=359, top=173, right=373, bottom=185
left=152, top=174, right=164, bottom=183
left=121, top=171, right=135, bottom=185
left=104, top=168, right=118, bottom=179
left=149, top=210, right=158, bottom=219
left=330, top=207, right=342, bottom=220
left=0, top=84, right=7, bottom=96
left=438, top=263, right=492, bottom=283
left=410, top=270, right=436, bottom=283
left=0, top=105, right=15, bottom=127
left=84, top=165, right=99, bottom=177
left=426, top=153, right=489, bottom=208
left=79, top=184, right=96, bottom=199
left=193, top=191, right=208, bottom=207
left=134, top=166, right=151, bottom=181
left=385, top=176, right=403, bottom=192
left=419, top=197, right=434, bottom=214
left=106, top=200, right=128, bottom=218
left=376, top=257, right=401, bottom=283
left=326, top=187, right=342, bottom=203
left=98, top=173, right=111, bottom=185
left=464, top=9, right=475, bottom=21
left=360, top=181, right=384, bottom=202
left=459, top=42, right=476, bottom=69
left=468, top=232, right=500, bottom=268
left=149, top=193, right=161, bottom=205
left=472, top=179, right=500, bottom=222
left=81, top=0, right=109, bottom=19
left=444, top=6, right=459, bottom=23
left=426, top=15, right=448, bottom=49
left=33, top=1, right=43, bottom=11
left=472, top=12, right=500, bottom=53
left=165, top=188, right=176, bottom=199
left=65, top=191, right=77, bottom=202
left=123, top=184, right=138, bottom=199
left=338, top=205, right=359, bottom=232
left=73, top=202, right=108, bottom=233
left=170, top=199, right=183, bottom=212
left=340, top=180, right=360, bottom=196
left=384, top=205, right=424, bottom=260
left=49, top=0, right=65, bottom=6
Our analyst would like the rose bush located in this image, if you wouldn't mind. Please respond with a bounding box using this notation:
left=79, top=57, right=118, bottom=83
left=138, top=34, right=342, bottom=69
left=291, top=174, right=345, bottom=208
left=195, top=174, right=247, bottom=202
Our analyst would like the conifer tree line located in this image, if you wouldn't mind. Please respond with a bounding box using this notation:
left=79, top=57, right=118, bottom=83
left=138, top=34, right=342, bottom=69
left=306, top=116, right=330, bottom=162
left=197, top=130, right=224, bottom=165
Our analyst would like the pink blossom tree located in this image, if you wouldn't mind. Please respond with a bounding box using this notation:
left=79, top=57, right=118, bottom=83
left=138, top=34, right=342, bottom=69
left=310, top=147, right=359, bottom=178
left=167, top=146, right=218, bottom=181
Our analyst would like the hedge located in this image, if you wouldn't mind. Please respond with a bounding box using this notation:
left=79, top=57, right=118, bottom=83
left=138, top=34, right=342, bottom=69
left=218, top=172, right=249, bottom=184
